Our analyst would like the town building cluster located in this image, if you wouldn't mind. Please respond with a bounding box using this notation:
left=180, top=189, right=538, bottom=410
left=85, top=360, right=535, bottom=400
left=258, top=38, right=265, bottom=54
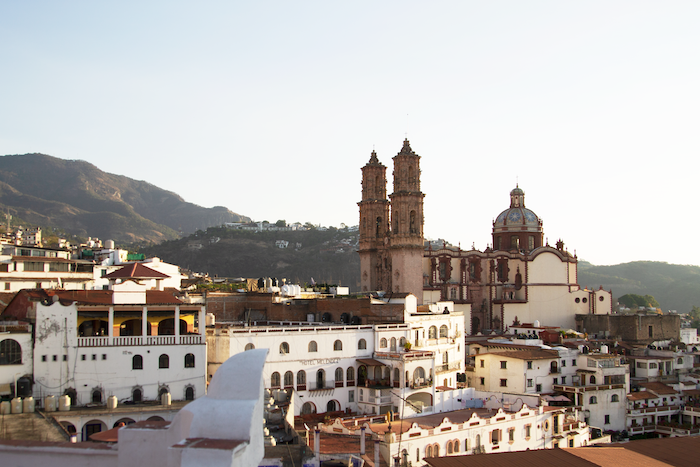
left=0, top=140, right=699, bottom=467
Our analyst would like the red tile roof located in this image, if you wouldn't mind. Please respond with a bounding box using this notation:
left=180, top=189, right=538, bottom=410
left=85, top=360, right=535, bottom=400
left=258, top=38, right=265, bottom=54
left=104, top=263, right=170, bottom=279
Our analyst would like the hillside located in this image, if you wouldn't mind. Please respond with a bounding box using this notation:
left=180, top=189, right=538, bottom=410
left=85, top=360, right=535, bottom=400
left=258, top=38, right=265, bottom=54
left=578, top=261, right=700, bottom=313
left=0, top=153, right=250, bottom=243
left=144, top=230, right=700, bottom=312
left=141, top=226, right=361, bottom=288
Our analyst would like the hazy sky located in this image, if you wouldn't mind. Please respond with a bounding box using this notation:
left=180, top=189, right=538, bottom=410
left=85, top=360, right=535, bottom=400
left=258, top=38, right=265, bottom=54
left=1, top=2, right=698, bottom=266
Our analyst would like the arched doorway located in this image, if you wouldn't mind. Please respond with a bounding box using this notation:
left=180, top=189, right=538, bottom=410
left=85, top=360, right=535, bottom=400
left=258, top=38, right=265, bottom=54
left=113, top=418, right=135, bottom=428
left=157, top=318, right=187, bottom=336
left=301, top=402, right=316, bottom=415
left=327, top=400, right=339, bottom=412
left=316, top=369, right=325, bottom=389
left=78, top=320, right=108, bottom=337
left=82, top=419, right=106, bottom=441
left=358, top=365, right=368, bottom=386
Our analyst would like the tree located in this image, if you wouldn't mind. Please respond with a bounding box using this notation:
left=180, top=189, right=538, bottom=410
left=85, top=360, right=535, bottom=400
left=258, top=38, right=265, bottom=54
left=690, top=306, right=700, bottom=329
left=618, top=293, right=660, bottom=309
left=275, top=220, right=286, bottom=227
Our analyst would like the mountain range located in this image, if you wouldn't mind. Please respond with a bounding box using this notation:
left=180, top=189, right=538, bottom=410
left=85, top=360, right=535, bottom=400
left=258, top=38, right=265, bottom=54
left=1, top=153, right=698, bottom=313
left=0, top=153, right=250, bottom=243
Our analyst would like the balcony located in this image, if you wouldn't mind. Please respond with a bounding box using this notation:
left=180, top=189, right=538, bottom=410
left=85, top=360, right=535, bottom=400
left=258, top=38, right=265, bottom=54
left=435, top=361, right=463, bottom=374
left=77, top=335, right=204, bottom=347
left=374, top=351, right=434, bottom=362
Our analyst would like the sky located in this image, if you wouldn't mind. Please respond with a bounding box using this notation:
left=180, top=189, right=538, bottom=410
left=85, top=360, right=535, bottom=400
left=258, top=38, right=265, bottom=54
left=1, top=2, right=699, bottom=267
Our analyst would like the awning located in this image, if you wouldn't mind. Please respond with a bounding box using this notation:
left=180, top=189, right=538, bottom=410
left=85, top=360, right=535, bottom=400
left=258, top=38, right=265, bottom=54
left=543, top=395, right=571, bottom=402
left=356, top=358, right=385, bottom=366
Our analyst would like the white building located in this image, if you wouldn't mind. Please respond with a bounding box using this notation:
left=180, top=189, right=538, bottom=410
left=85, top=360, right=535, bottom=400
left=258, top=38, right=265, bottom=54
left=0, top=262, right=207, bottom=441
left=0, top=244, right=95, bottom=291
left=207, top=295, right=464, bottom=418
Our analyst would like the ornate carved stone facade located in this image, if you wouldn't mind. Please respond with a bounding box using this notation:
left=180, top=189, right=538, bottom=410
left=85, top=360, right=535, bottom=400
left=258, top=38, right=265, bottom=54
left=359, top=140, right=424, bottom=302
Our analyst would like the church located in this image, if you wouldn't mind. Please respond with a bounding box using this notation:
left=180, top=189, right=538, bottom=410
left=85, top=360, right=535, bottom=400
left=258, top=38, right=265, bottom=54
left=359, top=139, right=611, bottom=334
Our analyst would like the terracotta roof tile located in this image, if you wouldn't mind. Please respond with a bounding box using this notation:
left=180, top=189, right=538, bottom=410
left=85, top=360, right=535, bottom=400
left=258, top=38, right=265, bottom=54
left=104, top=263, right=170, bottom=279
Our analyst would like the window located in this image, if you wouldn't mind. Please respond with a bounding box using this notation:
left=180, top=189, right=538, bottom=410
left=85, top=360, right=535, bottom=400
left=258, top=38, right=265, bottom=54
left=131, top=355, right=143, bottom=370
left=590, top=375, right=596, bottom=385
left=561, top=360, right=566, bottom=367
left=284, top=371, right=293, bottom=388
left=380, top=338, right=387, bottom=348
left=464, top=438, right=469, bottom=451
left=335, top=368, right=344, bottom=386
left=429, top=326, right=437, bottom=339
left=308, top=341, right=317, bottom=352
left=527, top=379, right=533, bottom=388
left=527, top=360, right=533, bottom=369
left=347, top=367, right=355, bottom=384
left=184, top=353, right=195, bottom=368
left=439, top=325, right=448, bottom=338
left=611, top=394, right=619, bottom=402
left=81, top=354, right=86, bottom=361
left=244, top=343, right=255, bottom=351
left=185, top=386, right=194, bottom=401
left=553, top=378, right=558, bottom=385
left=62, top=355, right=67, bottom=361
left=271, top=372, right=281, bottom=388
left=280, top=342, right=289, bottom=354
left=0, top=339, right=23, bottom=365
left=348, top=390, right=354, bottom=403
left=333, top=340, right=343, bottom=351
left=589, top=396, right=597, bottom=404
left=480, top=377, right=485, bottom=385
left=491, top=429, right=501, bottom=445
left=92, top=389, right=102, bottom=404
left=101, top=354, right=106, bottom=360
left=561, top=376, right=566, bottom=384
left=678, top=358, right=683, bottom=365
left=536, top=384, right=542, bottom=392
left=297, top=370, right=306, bottom=389
left=358, top=339, right=367, bottom=350
left=525, top=424, right=531, bottom=439
left=604, top=415, right=610, bottom=425
left=500, top=361, right=507, bottom=369
left=500, top=379, right=507, bottom=387
left=92, top=354, right=97, bottom=361
left=480, top=359, right=484, bottom=368
left=41, top=355, right=47, bottom=362
left=4, top=283, right=9, bottom=290
left=24, top=261, right=44, bottom=272
left=572, top=359, right=577, bottom=366
left=159, top=354, right=169, bottom=369
left=133, top=388, right=142, bottom=402
left=509, top=428, right=515, bottom=442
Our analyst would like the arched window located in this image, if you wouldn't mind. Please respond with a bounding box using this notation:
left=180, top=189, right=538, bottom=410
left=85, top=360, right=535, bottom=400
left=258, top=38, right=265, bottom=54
left=132, top=354, right=143, bottom=370
left=271, top=372, right=281, bottom=388
left=429, top=326, right=437, bottom=339
left=185, top=386, right=194, bottom=401
left=390, top=337, right=397, bottom=351
left=297, top=370, right=306, bottom=390
left=380, top=338, right=387, bottom=348
left=589, top=396, right=598, bottom=404
left=358, top=339, right=367, bottom=350
left=308, top=341, right=318, bottom=352
left=611, top=394, right=620, bottom=402
left=677, top=357, right=683, bottom=364
left=447, top=440, right=453, bottom=454
left=159, top=354, right=169, bottom=369
left=439, top=325, right=448, bottom=338
left=244, top=343, right=255, bottom=351
left=0, top=339, right=22, bottom=365
left=333, top=340, right=343, bottom=351
left=284, top=371, right=293, bottom=388
left=590, top=375, right=596, bottom=385
left=92, top=389, right=102, bottom=404
left=394, top=368, right=400, bottom=385
left=159, top=386, right=169, bottom=398
left=317, top=369, right=326, bottom=389
left=280, top=342, right=289, bottom=354
left=327, top=400, right=338, bottom=412
left=132, top=387, right=142, bottom=403
left=426, top=445, right=433, bottom=457
left=434, top=444, right=440, bottom=456
left=453, top=439, right=459, bottom=453
left=347, top=367, right=355, bottom=385
left=184, top=353, right=195, bottom=368
left=399, top=337, right=406, bottom=348
left=335, top=368, right=344, bottom=387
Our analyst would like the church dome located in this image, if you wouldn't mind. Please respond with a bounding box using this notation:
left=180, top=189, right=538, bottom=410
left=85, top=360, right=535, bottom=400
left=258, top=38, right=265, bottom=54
left=494, top=186, right=539, bottom=228
left=492, top=185, right=544, bottom=251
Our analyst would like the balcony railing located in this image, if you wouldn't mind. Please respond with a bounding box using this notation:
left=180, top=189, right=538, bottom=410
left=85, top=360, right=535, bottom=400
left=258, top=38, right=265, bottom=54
left=77, top=335, right=204, bottom=347
left=435, top=361, right=463, bottom=374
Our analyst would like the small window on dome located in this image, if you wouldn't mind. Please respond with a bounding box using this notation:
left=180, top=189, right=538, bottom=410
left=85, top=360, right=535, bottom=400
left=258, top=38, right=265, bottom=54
left=582, top=298, right=588, bottom=303
left=575, top=298, right=580, bottom=303
left=599, top=296, right=604, bottom=302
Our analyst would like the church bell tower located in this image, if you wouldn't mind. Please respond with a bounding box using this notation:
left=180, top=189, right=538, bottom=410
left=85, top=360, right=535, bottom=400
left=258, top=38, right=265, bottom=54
left=388, top=139, right=425, bottom=303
